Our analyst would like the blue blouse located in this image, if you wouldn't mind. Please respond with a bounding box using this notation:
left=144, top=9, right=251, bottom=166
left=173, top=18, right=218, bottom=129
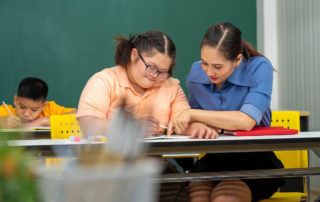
left=186, top=56, right=273, bottom=127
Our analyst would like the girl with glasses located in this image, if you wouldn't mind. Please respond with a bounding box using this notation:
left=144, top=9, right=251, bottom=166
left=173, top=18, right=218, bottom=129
left=77, top=30, right=215, bottom=201
left=77, top=30, right=213, bottom=137
left=168, top=23, right=285, bottom=202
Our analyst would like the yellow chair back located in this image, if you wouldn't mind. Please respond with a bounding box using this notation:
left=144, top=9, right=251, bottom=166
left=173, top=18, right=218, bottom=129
left=50, top=114, right=82, bottom=139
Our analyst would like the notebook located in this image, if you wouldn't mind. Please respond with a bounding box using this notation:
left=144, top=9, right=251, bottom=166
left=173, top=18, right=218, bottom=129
left=223, top=127, right=298, bottom=136
left=0, top=127, right=50, bottom=132
left=145, top=134, right=189, bottom=140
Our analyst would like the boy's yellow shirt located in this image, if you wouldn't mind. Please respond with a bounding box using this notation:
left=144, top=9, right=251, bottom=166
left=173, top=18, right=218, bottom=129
left=0, top=101, right=75, bottom=117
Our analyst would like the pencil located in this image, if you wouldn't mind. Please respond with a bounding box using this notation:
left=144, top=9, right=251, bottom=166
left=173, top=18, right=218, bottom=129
left=159, top=124, right=168, bottom=129
left=2, top=101, right=13, bottom=115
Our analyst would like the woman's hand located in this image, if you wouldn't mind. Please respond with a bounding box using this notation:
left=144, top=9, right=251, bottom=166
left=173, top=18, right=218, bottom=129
left=167, top=109, right=193, bottom=135
left=188, top=122, right=220, bottom=139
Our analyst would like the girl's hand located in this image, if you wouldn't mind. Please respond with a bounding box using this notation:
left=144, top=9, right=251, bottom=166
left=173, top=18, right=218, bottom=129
left=167, top=109, right=193, bottom=136
left=140, top=116, right=160, bottom=137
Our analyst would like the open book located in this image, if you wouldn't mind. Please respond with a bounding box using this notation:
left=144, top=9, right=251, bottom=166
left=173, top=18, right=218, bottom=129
left=23, top=126, right=51, bottom=130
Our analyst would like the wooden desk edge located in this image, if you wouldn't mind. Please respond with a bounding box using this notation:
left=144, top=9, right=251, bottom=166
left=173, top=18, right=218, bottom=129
left=271, top=110, right=310, bottom=117
left=299, top=111, right=310, bottom=117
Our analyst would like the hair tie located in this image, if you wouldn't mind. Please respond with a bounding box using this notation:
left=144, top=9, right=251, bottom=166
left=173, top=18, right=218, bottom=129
left=129, top=34, right=139, bottom=48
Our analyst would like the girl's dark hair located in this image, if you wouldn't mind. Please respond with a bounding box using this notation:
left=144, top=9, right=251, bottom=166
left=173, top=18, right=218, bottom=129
left=17, top=77, right=48, bottom=102
left=114, top=30, right=176, bottom=76
left=201, top=22, right=264, bottom=61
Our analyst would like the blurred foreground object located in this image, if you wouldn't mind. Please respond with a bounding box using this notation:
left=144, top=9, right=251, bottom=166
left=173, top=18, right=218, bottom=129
left=0, top=133, right=37, bottom=202
left=38, top=158, right=160, bottom=202
left=37, top=106, right=161, bottom=202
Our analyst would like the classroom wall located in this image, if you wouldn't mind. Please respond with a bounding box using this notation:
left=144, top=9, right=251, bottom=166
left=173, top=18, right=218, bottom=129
left=256, top=0, right=279, bottom=110
left=275, top=0, right=320, bottom=189
left=0, top=0, right=257, bottom=108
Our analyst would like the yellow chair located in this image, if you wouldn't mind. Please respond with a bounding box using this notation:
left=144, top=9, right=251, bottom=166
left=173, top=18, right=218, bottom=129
left=260, top=111, right=308, bottom=202
left=46, top=114, right=82, bottom=169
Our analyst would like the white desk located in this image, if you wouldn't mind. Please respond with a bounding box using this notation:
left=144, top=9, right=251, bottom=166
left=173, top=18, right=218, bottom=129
left=8, top=131, right=320, bottom=156
left=147, top=132, right=320, bottom=155
left=8, top=132, right=320, bottom=202
left=7, top=131, right=320, bottom=201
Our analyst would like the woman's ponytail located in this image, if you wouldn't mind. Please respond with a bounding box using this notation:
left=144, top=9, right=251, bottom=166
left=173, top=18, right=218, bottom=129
left=241, top=40, right=264, bottom=60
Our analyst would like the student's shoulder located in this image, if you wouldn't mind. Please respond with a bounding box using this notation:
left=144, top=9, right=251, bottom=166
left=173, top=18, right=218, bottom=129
left=91, top=66, right=121, bottom=80
left=162, top=77, right=181, bottom=87
left=158, top=78, right=184, bottom=96
left=158, top=77, right=185, bottom=93
left=86, top=66, right=124, bottom=87
left=45, top=101, right=59, bottom=107
left=45, top=101, right=65, bottom=110
left=0, top=104, right=16, bottom=116
left=40, top=102, right=73, bottom=117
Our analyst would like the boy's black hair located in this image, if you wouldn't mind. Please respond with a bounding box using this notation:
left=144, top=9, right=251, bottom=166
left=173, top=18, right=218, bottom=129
left=17, top=77, right=48, bottom=102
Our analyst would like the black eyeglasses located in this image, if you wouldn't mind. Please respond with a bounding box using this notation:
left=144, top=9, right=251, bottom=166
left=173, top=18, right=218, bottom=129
left=138, top=52, right=170, bottom=81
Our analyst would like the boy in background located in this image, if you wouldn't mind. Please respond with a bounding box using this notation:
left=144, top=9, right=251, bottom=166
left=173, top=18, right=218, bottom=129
left=0, top=77, right=76, bottom=128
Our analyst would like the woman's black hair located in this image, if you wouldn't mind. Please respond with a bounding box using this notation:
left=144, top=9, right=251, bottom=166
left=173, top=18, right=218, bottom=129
left=114, top=30, right=176, bottom=76
left=201, top=22, right=264, bottom=61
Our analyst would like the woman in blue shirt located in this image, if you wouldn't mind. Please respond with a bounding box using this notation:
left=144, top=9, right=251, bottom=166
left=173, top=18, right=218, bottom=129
left=169, top=22, right=284, bottom=202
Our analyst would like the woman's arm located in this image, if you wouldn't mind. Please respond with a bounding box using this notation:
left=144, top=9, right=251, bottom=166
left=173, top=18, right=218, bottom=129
left=189, top=109, right=256, bottom=131
left=170, top=109, right=256, bottom=133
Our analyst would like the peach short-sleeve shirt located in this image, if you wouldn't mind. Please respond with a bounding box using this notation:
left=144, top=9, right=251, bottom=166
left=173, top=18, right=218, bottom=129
left=77, top=66, right=190, bottom=133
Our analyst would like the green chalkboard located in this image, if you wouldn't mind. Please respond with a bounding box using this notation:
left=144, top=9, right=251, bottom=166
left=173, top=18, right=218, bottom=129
left=0, top=0, right=257, bottom=107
